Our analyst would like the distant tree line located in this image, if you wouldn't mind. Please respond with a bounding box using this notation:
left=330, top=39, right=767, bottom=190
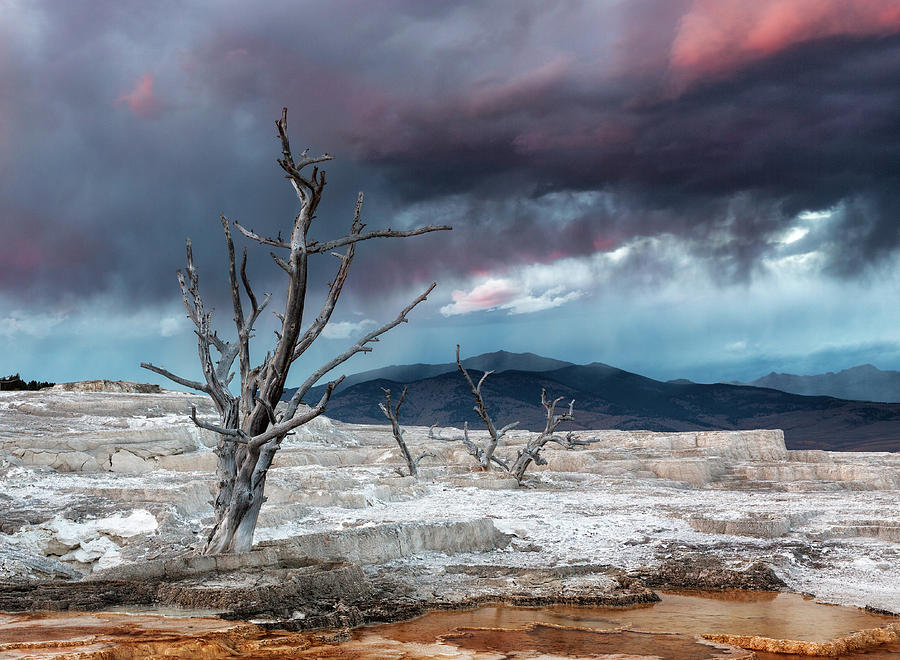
left=0, top=374, right=54, bottom=391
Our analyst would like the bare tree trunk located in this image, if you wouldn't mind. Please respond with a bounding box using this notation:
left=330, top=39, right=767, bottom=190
left=142, top=108, right=450, bottom=553
left=379, top=387, right=434, bottom=478
left=207, top=399, right=241, bottom=549
left=509, top=447, right=541, bottom=484
left=205, top=451, right=271, bottom=554
left=455, top=345, right=518, bottom=470
left=510, top=390, right=575, bottom=484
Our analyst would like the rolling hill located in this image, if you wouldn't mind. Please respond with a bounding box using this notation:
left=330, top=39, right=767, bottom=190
left=284, top=350, right=572, bottom=399
left=297, top=359, right=900, bottom=452
left=739, top=364, right=900, bottom=403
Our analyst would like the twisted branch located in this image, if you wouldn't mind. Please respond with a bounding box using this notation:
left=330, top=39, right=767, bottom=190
left=284, top=282, right=437, bottom=420
left=456, top=345, right=518, bottom=470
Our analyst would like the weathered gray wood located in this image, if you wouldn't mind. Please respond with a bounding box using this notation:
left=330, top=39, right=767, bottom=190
left=379, top=387, right=434, bottom=478
left=510, top=389, right=576, bottom=484
left=283, top=283, right=437, bottom=420
left=455, top=345, right=519, bottom=471
left=141, top=107, right=450, bottom=554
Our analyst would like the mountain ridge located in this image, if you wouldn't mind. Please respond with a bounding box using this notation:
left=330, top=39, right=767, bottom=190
left=738, top=363, right=900, bottom=403
left=293, top=357, right=900, bottom=452
left=284, top=350, right=574, bottom=401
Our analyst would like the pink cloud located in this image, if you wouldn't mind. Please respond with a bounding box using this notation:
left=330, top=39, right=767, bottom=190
left=443, top=278, right=518, bottom=315
left=593, top=237, right=617, bottom=252
left=465, top=56, right=573, bottom=119
left=671, top=0, right=900, bottom=78
left=115, top=73, right=166, bottom=119
left=1, top=239, right=42, bottom=272
left=441, top=274, right=584, bottom=317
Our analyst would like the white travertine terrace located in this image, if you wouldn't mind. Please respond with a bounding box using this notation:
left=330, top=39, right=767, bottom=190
left=0, top=388, right=897, bottom=612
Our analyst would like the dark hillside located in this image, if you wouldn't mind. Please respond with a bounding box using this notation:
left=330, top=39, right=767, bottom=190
left=309, top=364, right=900, bottom=452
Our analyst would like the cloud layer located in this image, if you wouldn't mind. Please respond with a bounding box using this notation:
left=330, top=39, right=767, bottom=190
left=2, top=1, right=900, bottom=382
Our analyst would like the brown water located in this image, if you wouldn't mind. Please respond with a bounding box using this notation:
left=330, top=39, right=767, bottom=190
left=350, top=591, right=900, bottom=659
left=0, top=591, right=897, bottom=659
left=440, top=624, right=747, bottom=658
left=377, top=591, right=897, bottom=643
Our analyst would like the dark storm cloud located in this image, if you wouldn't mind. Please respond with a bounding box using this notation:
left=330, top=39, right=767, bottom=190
left=349, top=31, right=900, bottom=281
left=2, top=0, right=900, bottom=313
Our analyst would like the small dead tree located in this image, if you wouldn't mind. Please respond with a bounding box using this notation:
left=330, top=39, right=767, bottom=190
left=427, top=423, right=464, bottom=441
left=456, top=345, right=519, bottom=470
left=509, top=389, right=576, bottom=484
left=379, top=387, right=434, bottom=478
left=141, top=108, right=450, bottom=554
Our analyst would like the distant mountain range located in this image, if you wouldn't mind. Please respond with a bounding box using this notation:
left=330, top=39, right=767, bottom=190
left=283, top=350, right=571, bottom=400
left=289, top=351, right=900, bottom=452
left=737, top=364, right=900, bottom=403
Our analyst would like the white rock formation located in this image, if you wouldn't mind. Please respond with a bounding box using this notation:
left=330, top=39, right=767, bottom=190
left=0, top=390, right=217, bottom=473
left=0, top=388, right=897, bottom=613
left=11, top=510, right=159, bottom=573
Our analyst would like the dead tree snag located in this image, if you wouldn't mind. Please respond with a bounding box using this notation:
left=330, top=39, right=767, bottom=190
left=456, top=345, right=519, bottom=470
left=379, top=387, right=434, bottom=478
left=141, top=108, right=450, bottom=554
left=509, top=389, right=576, bottom=484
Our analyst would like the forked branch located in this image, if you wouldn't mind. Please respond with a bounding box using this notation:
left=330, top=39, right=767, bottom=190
left=283, top=282, right=437, bottom=420
left=234, top=207, right=451, bottom=255
left=247, top=376, right=343, bottom=448
left=461, top=422, right=509, bottom=471
left=142, top=237, right=237, bottom=412
left=379, top=386, right=433, bottom=478
left=548, top=430, right=601, bottom=449
left=290, top=193, right=364, bottom=362
left=456, top=345, right=518, bottom=470
left=509, top=388, right=577, bottom=485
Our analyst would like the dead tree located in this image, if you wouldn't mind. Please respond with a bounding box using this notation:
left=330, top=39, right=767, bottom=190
left=509, top=389, right=575, bottom=484
left=427, top=423, right=463, bottom=441
left=379, top=387, right=434, bottom=478
left=456, top=345, right=518, bottom=470
left=141, top=108, right=450, bottom=554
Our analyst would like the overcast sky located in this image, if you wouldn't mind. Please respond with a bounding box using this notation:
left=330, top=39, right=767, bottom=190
left=3, top=0, right=900, bottom=386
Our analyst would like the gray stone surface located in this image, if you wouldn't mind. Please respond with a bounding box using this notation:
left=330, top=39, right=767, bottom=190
left=0, top=390, right=218, bottom=474
left=274, top=518, right=510, bottom=565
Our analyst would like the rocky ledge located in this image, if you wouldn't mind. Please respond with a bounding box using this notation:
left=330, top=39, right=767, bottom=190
left=0, top=520, right=661, bottom=631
